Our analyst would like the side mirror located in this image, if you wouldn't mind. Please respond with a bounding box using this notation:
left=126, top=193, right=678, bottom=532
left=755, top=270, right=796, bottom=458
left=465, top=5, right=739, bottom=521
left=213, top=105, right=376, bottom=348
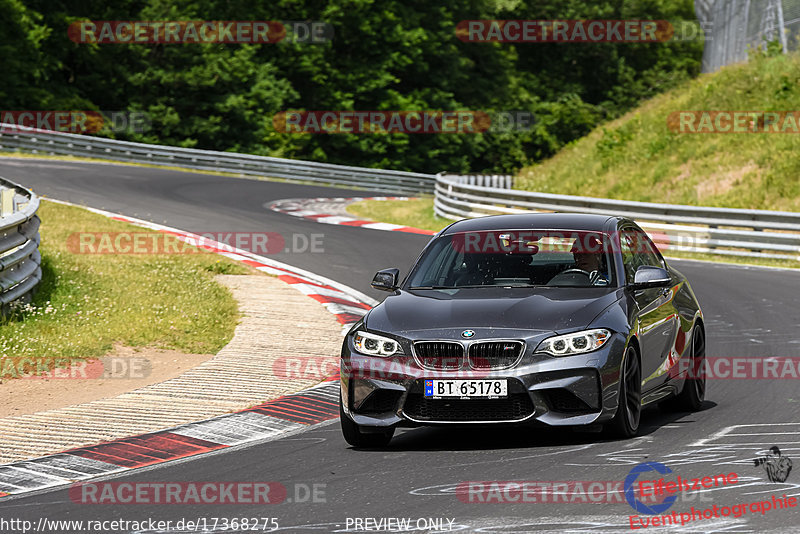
left=371, top=268, right=400, bottom=292
left=631, top=266, right=671, bottom=289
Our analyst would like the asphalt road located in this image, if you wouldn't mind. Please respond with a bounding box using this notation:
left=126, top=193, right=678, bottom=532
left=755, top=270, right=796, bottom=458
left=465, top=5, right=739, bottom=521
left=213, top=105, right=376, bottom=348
left=1, top=157, right=800, bottom=533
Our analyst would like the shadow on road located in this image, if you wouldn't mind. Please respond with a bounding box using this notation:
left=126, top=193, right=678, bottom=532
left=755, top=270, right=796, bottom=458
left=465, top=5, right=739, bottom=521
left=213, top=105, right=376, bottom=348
left=350, top=400, right=719, bottom=452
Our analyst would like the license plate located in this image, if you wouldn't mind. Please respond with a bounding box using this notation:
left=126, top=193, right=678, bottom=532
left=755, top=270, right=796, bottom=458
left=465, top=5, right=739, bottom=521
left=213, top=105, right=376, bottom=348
left=424, top=379, right=507, bottom=399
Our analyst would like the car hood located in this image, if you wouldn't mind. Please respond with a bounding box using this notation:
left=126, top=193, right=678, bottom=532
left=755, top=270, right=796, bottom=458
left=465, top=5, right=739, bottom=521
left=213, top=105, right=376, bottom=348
left=366, top=286, right=623, bottom=335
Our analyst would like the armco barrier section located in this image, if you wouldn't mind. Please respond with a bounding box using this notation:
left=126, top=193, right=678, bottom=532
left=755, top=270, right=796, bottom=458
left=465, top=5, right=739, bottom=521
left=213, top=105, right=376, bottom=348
left=434, top=174, right=800, bottom=261
left=2, top=124, right=797, bottom=262
left=0, top=177, right=41, bottom=311
left=0, top=125, right=436, bottom=194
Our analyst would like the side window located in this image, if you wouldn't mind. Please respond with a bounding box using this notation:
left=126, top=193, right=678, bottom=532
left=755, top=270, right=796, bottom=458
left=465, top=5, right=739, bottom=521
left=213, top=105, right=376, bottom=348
left=620, top=230, right=637, bottom=284
left=633, top=229, right=665, bottom=269
left=620, top=228, right=665, bottom=284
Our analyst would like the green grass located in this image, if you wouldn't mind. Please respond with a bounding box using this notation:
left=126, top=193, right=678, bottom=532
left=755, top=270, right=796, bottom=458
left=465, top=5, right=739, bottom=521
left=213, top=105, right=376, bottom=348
left=514, top=51, right=800, bottom=212
left=346, top=197, right=448, bottom=232
left=0, top=200, right=250, bottom=371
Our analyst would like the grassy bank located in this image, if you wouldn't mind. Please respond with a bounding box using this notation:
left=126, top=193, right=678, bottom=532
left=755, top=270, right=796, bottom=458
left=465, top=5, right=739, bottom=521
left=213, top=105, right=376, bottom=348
left=515, top=51, right=800, bottom=211
left=0, top=201, right=249, bottom=368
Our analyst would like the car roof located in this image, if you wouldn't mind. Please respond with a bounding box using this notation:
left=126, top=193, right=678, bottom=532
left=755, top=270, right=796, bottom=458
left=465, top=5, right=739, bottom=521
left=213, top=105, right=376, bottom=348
left=440, top=213, right=621, bottom=235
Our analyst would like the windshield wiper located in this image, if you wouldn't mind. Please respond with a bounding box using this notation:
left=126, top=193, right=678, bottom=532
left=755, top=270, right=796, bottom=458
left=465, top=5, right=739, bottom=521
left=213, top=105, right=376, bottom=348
left=410, top=285, right=545, bottom=289
left=408, top=285, right=457, bottom=289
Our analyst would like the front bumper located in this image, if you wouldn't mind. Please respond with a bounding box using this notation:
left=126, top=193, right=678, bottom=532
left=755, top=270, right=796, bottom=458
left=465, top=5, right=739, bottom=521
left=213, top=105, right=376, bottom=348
left=340, top=330, right=627, bottom=428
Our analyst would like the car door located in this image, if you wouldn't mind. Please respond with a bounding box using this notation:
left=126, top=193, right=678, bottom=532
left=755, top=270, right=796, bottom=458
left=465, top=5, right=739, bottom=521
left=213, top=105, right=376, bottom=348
left=620, top=225, right=678, bottom=392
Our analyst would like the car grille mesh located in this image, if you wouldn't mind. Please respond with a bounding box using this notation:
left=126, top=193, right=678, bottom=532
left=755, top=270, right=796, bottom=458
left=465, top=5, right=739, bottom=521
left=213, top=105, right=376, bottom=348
left=403, top=380, right=534, bottom=422
left=404, top=395, right=534, bottom=421
left=543, top=389, right=595, bottom=414
left=414, top=342, right=464, bottom=370
left=468, top=341, right=523, bottom=370
left=356, top=390, right=403, bottom=415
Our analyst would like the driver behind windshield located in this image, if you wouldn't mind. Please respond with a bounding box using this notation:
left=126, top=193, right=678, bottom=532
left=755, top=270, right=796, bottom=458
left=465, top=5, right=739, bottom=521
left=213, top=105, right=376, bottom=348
left=570, top=235, right=610, bottom=286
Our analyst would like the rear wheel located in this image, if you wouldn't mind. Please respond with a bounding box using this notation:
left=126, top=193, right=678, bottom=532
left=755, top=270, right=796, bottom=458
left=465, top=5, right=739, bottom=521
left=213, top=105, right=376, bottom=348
left=608, top=345, right=641, bottom=438
left=339, top=397, right=394, bottom=448
left=663, top=325, right=705, bottom=412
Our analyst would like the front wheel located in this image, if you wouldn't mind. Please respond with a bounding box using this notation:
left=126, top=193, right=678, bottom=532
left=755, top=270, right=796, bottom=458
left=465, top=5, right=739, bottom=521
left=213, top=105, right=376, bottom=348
left=607, top=345, right=641, bottom=439
left=340, top=397, right=394, bottom=448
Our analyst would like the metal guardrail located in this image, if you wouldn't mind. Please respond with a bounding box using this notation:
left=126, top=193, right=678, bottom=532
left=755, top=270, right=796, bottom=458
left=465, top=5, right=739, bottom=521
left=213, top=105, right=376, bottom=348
left=435, top=174, right=800, bottom=262
left=0, top=125, right=437, bottom=194
left=0, top=177, right=41, bottom=312
left=2, top=125, right=797, bottom=262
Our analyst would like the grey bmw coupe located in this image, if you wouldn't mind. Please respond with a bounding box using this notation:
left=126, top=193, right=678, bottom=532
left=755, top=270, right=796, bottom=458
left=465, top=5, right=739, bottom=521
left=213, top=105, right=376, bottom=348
left=339, top=213, right=705, bottom=447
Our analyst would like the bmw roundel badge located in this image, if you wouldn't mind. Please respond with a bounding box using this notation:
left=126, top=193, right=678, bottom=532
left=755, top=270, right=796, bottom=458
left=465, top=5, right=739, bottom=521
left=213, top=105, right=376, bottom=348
left=461, top=330, right=476, bottom=338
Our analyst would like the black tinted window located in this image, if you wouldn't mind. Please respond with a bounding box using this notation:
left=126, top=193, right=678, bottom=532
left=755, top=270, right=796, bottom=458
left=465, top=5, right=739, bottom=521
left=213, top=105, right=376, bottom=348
left=406, top=230, right=615, bottom=288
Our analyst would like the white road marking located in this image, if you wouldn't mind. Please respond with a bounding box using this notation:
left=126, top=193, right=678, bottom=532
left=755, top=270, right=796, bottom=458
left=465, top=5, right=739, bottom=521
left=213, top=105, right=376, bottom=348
left=361, top=222, right=406, bottom=230
left=314, top=215, right=358, bottom=224
left=692, top=423, right=800, bottom=447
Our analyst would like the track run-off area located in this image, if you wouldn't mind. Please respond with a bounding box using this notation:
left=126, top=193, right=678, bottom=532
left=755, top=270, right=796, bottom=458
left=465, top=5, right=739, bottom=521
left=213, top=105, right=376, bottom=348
left=1, top=157, right=800, bottom=532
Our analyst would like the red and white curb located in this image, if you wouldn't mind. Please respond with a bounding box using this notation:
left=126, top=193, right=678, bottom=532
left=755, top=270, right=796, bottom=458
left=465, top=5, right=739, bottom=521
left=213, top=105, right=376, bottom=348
left=0, top=381, right=340, bottom=498
left=268, top=197, right=435, bottom=235
left=0, top=200, right=365, bottom=499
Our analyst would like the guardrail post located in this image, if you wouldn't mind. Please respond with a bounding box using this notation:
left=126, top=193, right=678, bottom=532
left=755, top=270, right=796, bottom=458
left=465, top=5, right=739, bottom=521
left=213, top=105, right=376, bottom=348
left=751, top=226, right=764, bottom=254
left=708, top=224, right=717, bottom=251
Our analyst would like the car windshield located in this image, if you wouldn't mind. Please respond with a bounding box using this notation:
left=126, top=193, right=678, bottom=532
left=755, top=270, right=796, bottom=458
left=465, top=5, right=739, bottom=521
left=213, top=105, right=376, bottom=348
left=406, top=230, right=615, bottom=289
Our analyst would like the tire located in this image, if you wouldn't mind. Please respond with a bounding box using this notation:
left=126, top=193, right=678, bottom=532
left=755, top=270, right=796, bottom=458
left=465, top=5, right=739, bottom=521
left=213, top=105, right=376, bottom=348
left=608, top=345, right=641, bottom=439
left=663, top=325, right=706, bottom=412
left=339, top=397, right=394, bottom=448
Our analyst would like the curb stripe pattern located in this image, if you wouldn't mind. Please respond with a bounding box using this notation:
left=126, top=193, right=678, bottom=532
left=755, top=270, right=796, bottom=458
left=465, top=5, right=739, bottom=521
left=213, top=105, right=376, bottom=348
left=0, top=382, right=341, bottom=498
left=64, top=433, right=226, bottom=469
left=0, top=202, right=356, bottom=499
left=268, top=197, right=436, bottom=236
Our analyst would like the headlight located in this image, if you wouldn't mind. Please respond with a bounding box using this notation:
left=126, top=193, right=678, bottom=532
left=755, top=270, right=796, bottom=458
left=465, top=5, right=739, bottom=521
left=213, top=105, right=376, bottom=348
left=353, top=331, right=404, bottom=357
left=536, top=329, right=611, bottom=356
